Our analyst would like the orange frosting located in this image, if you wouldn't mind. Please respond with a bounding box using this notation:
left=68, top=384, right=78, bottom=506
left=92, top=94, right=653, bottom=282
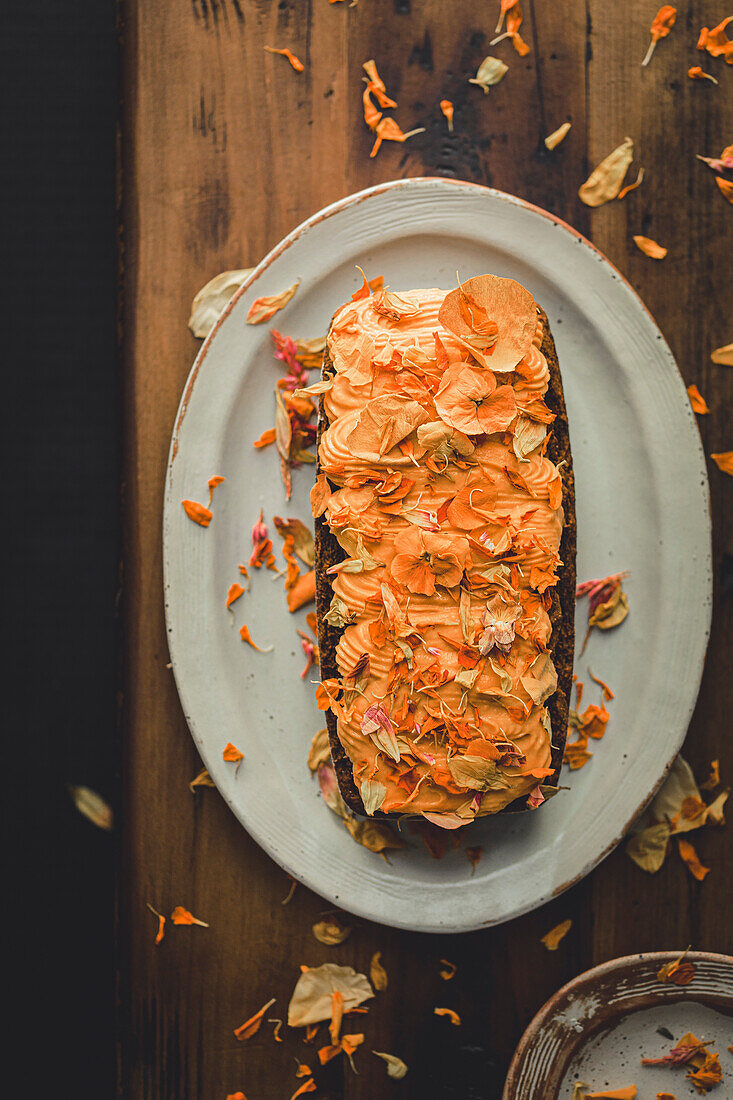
left=315, top=277, right=565, bottom=826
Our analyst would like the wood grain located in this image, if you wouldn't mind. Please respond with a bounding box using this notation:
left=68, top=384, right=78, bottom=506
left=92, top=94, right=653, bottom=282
left=120, top=2, right=733, bottom=1097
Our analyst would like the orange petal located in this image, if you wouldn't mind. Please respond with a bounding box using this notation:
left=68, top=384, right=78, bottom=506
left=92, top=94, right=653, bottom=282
left=264, top=46, right=304, bottom=72
left=226, top=583, right=246, bottom=609
left=222, top=742, right=244, bottom=763
left=677, top=837, right=710, bottom=880
left=711, top=451, right=733, bottom=475
left=182, top=499, right=213, bottom=527
left=687, top=384, right=709, bottom=415
left=633, top=234, right=667, bottom=259
left=438, top=275, right=537, bottom=373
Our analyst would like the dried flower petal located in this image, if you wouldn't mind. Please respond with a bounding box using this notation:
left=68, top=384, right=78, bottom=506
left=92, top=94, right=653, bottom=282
left=439, top=959, right=457, bottom=980
left=711, top=342, right=733, bottom=366
left=253, top=428, right=276, bottom=449
left=345, top=816, right=406, bottom=853
left=222, top=742, right=244, bottom=767
left=677, top=837, right=710, bottom=880
left=585, top=1090, right=637, bottom=1100
left=700, top=759, right=720, bottom=790
left=274, top=516, right=315, bottom=566
left=370, top=951, right=388, bottom=991
left=711, top=451, right=733, bottom=475
left=287, top=964, right=374, bottom=1027
left=434, top=1007, right=461, bottom=1025
left=307, top=728, right=331, bottom=773
left=701, top=16, right=733, bottom=63
left=617, top=167, right=644, bottom=200
left=264, top=46, right=304, bottom=72
left=146, top=903, right=166, bottom=945
left=373, top=1051, right=409, bottom=1078
left=312, top=916, right=352, bottom=946
left=642, top=5, right=676, bottom=66
left=633, top=235, right=667, bottom=259
left=239, top=624, right=274, bottom=652
left=246, top=281, right=300, bottom=325
left=657, top=947, right=695, bottom=985
left=189, top=269, right=254, bottom=338
left=440, top=99, right=454, bottom=131
left=189, top=767, right=215, bottom=792
left=234, top=997, right=276, bottom=1040
left=579, top=137, right=634, bottom=206
left=226, top=583, right=246, bottom=609
left=626, top=822, right=671, bottom=872
left=171, top=905, right=209, bottom=927
left=545, top=121, right=571, bottom=150
left=688, top=65, right=719, bottom=84
left=362, top=59, right=397, bottom=109
left=290, top=1079, right=316, bottom=1099
left=469, top=56, right=508, bottom=93
left=687, top=385, right=709, bottom=415
left=541, top=918, right=572, bottom=950
left=68, top=785, right=114, bottom=830
left=182, top=499, right=213, bottom=527
left=715, top=177, right=733, bottom=204
left=369, top=116, right=425, bottom=158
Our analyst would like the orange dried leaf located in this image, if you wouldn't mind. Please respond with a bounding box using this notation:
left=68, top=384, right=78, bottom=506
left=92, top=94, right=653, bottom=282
left=633, top=235, right=667, bottom=259
left=688, top=65, right=719, bottom=84
left=170, top=905, right=209, bottom=927
left=711, top=451, right=733, bottom=476
left=642, top=5, right=676, bottom=66
left=440, top=99, right=454, bottom=131
left=253, top=427, right=276, bottom=449
left=264, top=46, right=304, bottom=72
left=290, top=1080, right=316, bottom=1099
left=239, top=624, right=273, bottom=652
left=182, top=499, right=213, bottom=527
left=246, top=280, right=300, bottom=324
left=677, top=837, right=710, bottom=881
left=226, top=583, right=246, bottom=609
left=146, top=903, right=166, bottom=945
left=189, top=767, right=215, bottom=793
left=541, top=918, right=572, bottom=950
left=223, top=742, right=244, bottom=765
left=434, top=1007, right=461, bottom=1026
left=687, top=385, right=709, bottom=415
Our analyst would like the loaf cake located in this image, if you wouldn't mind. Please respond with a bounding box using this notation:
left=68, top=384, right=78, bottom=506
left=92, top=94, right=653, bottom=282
left=312, top=273, right=575, bottom=827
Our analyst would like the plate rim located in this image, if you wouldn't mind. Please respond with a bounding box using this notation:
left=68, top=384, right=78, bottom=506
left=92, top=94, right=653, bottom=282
left=503, top=950, right=733, bottom=1098
left=163, top=176, right=712, bottom=933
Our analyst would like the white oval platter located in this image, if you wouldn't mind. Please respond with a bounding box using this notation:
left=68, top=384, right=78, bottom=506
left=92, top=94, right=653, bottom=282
left=163, top=178, right=711, bottom=933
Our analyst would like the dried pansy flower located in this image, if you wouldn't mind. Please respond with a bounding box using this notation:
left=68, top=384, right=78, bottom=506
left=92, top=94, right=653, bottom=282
left=469, top=56, right=508, bottom=93
left=391, top=526, right=467, bottom=595
left=687, top=385, right=709, bottom=415
left=541, top=918, right=572, bottom=950
left=171, top=905, right=209, bottom=927
left=579, top=137, right=634, bottom=206
left=234, top=997, right=277, bottom=1040
left=438, top=273, right=537, bottom=371
left=373, top=1051, right=409, bottom=1078
left=688, top=65, right=719, bottom=84
left=711, top=451, right=733, bottom=476
left=264, top=46, right=304, bottom=72
left=711, top=342, right=733, bottom=366
left=434, top=363, right=516, bottom=436
left=642, top=5, right=676, bottom=66
left=440, top=99, right=454, bottom=131
left=633, top=235, right=667, bottom=259
left=545, top=121, right=571, bottom=150
left=677, top=837, right=709, bottom=880
left=189, top=268, right=254, bottom=338
left=246, top=280, right=300, bottom=324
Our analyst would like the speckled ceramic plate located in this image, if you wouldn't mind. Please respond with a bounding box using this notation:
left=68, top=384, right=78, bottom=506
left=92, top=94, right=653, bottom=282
left=163, top=178, right=711, bottom=933
left=504, top=951, right=733, bottom=1098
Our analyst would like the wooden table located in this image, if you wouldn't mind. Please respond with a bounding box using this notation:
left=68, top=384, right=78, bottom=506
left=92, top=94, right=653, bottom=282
left=120, top=3, right=733, bottom=1096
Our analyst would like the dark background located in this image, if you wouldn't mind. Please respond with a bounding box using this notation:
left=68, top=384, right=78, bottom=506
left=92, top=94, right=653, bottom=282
left=2, top=2, right=117, bottom=1095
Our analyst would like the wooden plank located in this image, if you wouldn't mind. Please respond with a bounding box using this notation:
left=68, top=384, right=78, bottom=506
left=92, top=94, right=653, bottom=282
left=120, top=2, right=733, bottom=1097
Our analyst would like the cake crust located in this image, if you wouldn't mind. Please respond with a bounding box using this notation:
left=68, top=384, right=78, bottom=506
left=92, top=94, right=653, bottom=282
left=315, top=303, right=575, bottom=816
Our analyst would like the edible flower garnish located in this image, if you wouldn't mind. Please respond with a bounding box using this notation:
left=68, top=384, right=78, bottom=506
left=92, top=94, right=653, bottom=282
left=372, top=1052, right=408, bottom=1078
left=189, top=767, right=215, bottom=793
left=688, top=66, right=719, bottom=84
left=369, top=951, right=388, bottom=991
left=361, top=59, right=423, bottom=156
left=439, top=99, right=454, bottom=131
left=545, top=121, right=571, bottom=150
left=439, top=959, right=457, bottom=980
left=181, top=498, right=213, bottom=527
left=222, top=743, right=244, bottom=773
left=617, top=167, right=644, bottom=200
left=643, top=1030, right=723, bottom=1094
left=287, top=963, right=374, bottom=1027
left=189, top=268, right=254, bottom=338
left=263, top=46, right=304, bottom=72
left=490, top=2, right=530, bottom=55
left=687, top=385, right=709, bottom=415
left=716, top=178, right=733, bottom=204
left=234, top=997, right=277, bottom=1040
left=657, top=947, right=695, bottom=985
left=434, top=1007, right=461, bottom=1025
left=541, top=918, right=572, bottom=950
left=170, top=905, right=209, bottom=927
left=711, top=342, right=733, bottom=366
left=468, top=56, right=508, bottom=93
left=246, top=280, right=300, bottom=324
left=226, top=583, right=245, bottom=609
left=585, top=1090, right=637, bottom=1099
left=579, top=137, right=634, bottom=206
left=633, top=235, right=667, bottom=259
left=239, top=624, right=273, bottom=652
left=711, top=452, right=733, bottom=475
left=250, top=511, right=275, bottom=568
left=494, top=0, right=518, bottom=34
left=146, top=903, right=166, bottom=945
left=576, top=571, right=629, bottom=652
left=641, top=6, right=676, bottom=67
left=68, top=785, right=114, bottom=831
left=677, top=837, right=709, bottom=880
left=698, top=17, right=733, bottom=64
left=369, top=117, right=425, bottom=158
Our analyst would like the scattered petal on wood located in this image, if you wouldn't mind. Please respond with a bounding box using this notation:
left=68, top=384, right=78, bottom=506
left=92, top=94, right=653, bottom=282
left=281, top=877, right=298, bottom=905
left=439, top=959, right=457, bottom=980
left=225, top=1091, right=248, bottom=1099
left=68, top=785, right=114, bottom=830
left=545, top=121, right=571, bottom=150
left=287, top=964, right=374, bottom=1027
left=233, top=997, right=276, bottom=1040
left=699, top=16, right=733, bottom=63
left=700, top=760, right=720, bottom=791
left=434, top=1007, right=461, bottom=1025
left=677, top=837, right=710, bottom=881
left=711, top=452, right=733, bottom=476
left=541, top=919, right=572, bottom=950
left=579, top=137, right=634, bottom=206
left=369, top=117, right=425, bottom=158
left=439, top=99, right=454, bottom=131
left=711, top=342, right=733, bottom=366
left=182, top=499, right=213, bottom=527
left=687, top=385, right=709, bottom=415
left=633, top=235, right=667, bottom=259
left=469, top=56, right=508, bottom=93
left=246, top=281, right=300, bottom=325
left=312, top=916, right=352, bottom=945
left=370, top=951, right=388, bottom=991
left=688, top=65, right=719, bottom=84
left=189, top=269, right=254, bottom=338
left=147, top=903, right=166, bottom=945
left=715, top=177, right=733, bottom=204
left=626, top=822, right=671, bottom=873
left=189, top=767, right=215, bottom=793
left=373, top=1051, right=409, bottom=1078
left=641, top=5, right=676, bottom=67
left=239, top=624, right=274, bottom=652
left=617, top=167, right=644, bottom=200
left=264, top=46, right=304, bottom=72
left=171, top=905, right=209, bottom=927
left=290, top=1079, right=316, bottom=1099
